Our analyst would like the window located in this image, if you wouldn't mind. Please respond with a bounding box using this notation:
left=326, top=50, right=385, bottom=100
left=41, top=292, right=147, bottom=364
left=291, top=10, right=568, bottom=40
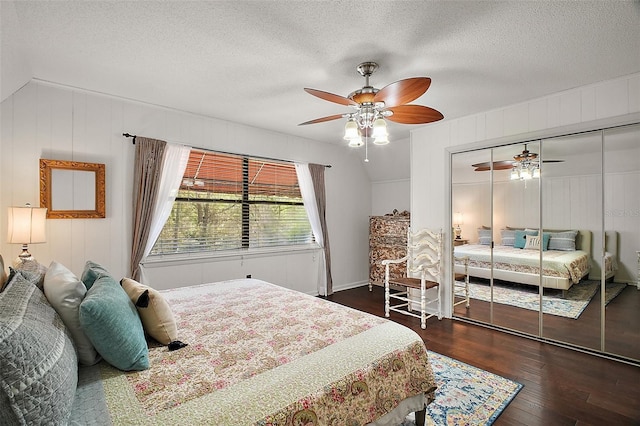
left=150, top=149, right=314, bottom=255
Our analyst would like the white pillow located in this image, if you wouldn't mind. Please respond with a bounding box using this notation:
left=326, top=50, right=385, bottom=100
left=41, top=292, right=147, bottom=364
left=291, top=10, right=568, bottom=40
left=524, top=234, right=541, bottom=250
left=44, top=261, right=100, bottom=366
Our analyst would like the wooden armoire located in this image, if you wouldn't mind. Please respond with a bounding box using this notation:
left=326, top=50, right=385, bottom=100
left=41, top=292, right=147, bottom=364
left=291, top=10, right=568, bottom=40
left=368, top=211, right=410, bottom=290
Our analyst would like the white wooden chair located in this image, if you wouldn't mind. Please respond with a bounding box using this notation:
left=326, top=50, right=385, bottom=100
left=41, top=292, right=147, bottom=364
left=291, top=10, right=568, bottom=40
left=382, top=228, right=443, bottom=329
left=453, top=256, right=470, bottom=309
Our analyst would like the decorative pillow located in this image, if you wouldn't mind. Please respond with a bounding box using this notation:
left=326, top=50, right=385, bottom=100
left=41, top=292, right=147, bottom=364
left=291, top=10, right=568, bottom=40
left=12, top=259, right=47, bottom=290
left=501, top=229, right=516, bottom=246
left=43, top=261, right=101, bottom=366
left=514, top=229, right=538, bottom=249
left=547, top=230, right=579, bottom=251
left=477, top=228, right=492, bottom=245
left=121, top=278, right=182, bottom=347
left=0, top=255, right=7, bottom=292
left=0, top=272, right=78, bottom=425
left=524, top=234, right=540, bottom=250
left=80, top=260, right=112, bottom=290
left=79, top=275, right=149, bottom=371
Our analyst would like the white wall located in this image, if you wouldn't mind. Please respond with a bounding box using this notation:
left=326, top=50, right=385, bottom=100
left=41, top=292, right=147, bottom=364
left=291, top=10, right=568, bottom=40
left=412, top=72, right=640, bottom=316
left=0, top=80, right=372, bottom=295
left=371, top=179, right=410, bottom=216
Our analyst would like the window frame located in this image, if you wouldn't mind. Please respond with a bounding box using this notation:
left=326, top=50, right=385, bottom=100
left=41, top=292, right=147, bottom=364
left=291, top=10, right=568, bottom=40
left=147, top=149, right=316, bottom=260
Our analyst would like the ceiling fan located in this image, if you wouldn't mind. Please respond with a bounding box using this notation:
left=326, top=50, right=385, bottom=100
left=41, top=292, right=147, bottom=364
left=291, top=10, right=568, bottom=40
left=471, top=144, right=564, bottom=172
left=299, top=61, right=443, bottom=146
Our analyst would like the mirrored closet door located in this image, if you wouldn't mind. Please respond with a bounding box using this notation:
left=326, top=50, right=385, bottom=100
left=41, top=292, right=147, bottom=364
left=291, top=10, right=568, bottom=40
left=451, top=122, right=640, bottom=364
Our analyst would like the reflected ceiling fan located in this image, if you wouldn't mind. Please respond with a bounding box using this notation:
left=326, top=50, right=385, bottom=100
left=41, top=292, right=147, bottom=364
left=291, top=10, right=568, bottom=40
left=299, top=61, right=443, bottom=147
left=472, top=144, right=564, bottom=179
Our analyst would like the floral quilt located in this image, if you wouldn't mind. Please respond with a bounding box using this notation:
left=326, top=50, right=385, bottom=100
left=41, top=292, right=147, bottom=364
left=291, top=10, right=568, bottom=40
left=454, top=244, right=591, bottom=284
left=98, top=279, right=436, bottom=425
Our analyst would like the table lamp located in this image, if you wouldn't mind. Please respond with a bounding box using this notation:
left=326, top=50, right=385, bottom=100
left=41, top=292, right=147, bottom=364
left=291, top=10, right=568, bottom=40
left=7, top=203, right=47, bottom=265
left=453, top=212, right=463, bottom=240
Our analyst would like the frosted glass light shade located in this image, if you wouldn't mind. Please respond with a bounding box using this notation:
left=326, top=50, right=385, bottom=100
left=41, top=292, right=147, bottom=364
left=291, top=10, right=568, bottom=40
left=371, top=117, right=388, bottom=138
left=343, top=120, right=359, bottom=140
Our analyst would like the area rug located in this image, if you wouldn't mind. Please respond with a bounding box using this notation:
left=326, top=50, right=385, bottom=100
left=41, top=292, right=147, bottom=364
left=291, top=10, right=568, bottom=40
left=466, top=279, right=627, bottom=319
left=401, top=351, right=522, bottom=426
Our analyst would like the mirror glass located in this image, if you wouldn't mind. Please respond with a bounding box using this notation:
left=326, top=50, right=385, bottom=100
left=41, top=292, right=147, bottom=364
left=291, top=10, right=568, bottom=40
left=452, top=121, right=640, bottom=364
left=540, top=131, right=602, bottom=352
left=40, top=159, right=106, bottom=219
left=603, top=123, right=640, bottom=361
left=491, top=141, right=542, bottom=336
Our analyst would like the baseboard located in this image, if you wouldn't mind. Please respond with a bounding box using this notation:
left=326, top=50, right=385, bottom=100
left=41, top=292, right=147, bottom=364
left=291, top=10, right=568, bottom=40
left=333, top=280, right=369, bottom=293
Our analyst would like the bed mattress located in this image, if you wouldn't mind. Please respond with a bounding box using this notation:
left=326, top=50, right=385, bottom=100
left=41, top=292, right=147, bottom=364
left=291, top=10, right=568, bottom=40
left=454, top=244, right=591, bottom=284
left=70, top=279, right=436, bottom=425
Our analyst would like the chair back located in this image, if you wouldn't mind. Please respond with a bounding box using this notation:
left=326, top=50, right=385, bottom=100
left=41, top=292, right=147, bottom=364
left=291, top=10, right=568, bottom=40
left=406, top=228, right=442, bottom=283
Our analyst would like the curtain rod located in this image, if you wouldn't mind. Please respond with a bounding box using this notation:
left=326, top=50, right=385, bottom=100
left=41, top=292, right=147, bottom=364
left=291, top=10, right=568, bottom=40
left=122, top=133, right=331, bottom=168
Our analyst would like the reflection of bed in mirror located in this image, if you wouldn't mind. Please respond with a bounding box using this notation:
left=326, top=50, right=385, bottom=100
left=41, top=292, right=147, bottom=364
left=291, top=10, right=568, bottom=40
left=454, top=229, right=618, bottom=291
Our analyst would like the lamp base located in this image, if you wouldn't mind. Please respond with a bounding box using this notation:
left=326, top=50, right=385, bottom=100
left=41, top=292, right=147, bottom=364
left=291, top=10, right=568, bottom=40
left=12, top=246, right=35, bottom=268
left=454, top=226, right=462, bottom=240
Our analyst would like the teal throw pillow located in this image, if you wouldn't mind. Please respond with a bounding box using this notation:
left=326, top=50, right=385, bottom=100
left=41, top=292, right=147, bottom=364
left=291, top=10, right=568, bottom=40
left=80, top=260, right=112, bottom=290
left=541, top=233, right=551, bottom=251
left=514, top=229, right=538, bottom=249
left=79, top=275, right=149, bottom=371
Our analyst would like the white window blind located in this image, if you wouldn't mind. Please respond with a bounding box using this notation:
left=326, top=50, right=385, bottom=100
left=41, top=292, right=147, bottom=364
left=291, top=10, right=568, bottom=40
left=151, top=149, right=314, bottom=255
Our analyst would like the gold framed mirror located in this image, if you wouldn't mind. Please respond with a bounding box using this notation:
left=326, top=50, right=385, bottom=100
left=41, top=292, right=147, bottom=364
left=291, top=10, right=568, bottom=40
left=39, top=159, right=106, bottom=219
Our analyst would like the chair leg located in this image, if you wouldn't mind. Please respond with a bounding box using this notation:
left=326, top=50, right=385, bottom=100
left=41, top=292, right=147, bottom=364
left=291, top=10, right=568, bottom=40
left=420, top=284, right=426, bottom=329
left=384, top=267, right=390, bottom=318
left=437, top=284, right=443, bottom=320
left=465, top=277, right=470, bottom=308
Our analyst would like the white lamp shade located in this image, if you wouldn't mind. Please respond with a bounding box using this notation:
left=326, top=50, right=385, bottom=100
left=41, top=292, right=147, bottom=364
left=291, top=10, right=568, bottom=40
left=7, top=206, right=47, bottom=244
left=453, top=212, right=464, bottom=225
left=533, top=167, right=540, bottom=178
left=373, top=134, right=389, bottom=145
left=343, top=120, right=359, bottom=140
left=371, top=117, right=388, bottom=138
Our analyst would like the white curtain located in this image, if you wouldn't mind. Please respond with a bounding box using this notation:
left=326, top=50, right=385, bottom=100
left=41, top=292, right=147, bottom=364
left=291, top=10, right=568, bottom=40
left=295, top=163, right=327, bottom=295
left=139, top=143, right=190, bottom=283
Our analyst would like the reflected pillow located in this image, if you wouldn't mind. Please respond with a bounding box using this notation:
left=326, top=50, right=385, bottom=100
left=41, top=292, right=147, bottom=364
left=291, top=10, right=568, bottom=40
left=501, top=229, right=516, bottom=246
left=477, top=228, right=492, bottom=245
left=547, top=230, right=579, bottom=251
left=514, top=229, right=538, bottom=249
left=523, top=234, right=551, bottom=251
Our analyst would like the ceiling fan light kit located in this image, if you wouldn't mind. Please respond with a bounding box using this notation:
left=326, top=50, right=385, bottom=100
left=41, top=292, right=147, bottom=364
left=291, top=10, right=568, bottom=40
left=300, top=61, right=443, bottom=159
left=472, top=143, right=563, bottom=180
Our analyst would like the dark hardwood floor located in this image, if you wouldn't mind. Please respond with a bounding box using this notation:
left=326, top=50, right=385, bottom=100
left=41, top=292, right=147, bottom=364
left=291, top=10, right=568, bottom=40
left=324, top=285, right=640, bottom=425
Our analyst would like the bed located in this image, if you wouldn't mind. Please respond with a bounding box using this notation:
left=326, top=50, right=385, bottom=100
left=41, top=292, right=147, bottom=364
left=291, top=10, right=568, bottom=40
left=0, top=257, right=437, bottom=426
left=453, top=229, right=618, bottom=291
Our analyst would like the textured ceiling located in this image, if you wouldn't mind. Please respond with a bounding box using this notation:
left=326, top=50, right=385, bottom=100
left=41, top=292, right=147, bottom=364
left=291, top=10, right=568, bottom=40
left=2, top=1, right=640, bottom=180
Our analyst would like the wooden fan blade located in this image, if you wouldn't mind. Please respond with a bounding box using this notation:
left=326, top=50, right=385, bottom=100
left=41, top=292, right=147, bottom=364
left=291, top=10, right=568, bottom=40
left=304, top=88, right=358, bottom=106
left=471, top=160, right=515, bottom=171
left=384, top=104, right=443, bottom=124
left=298, top=114, right=345, bottom=126
left=374, top=77, right=431, bottom=107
